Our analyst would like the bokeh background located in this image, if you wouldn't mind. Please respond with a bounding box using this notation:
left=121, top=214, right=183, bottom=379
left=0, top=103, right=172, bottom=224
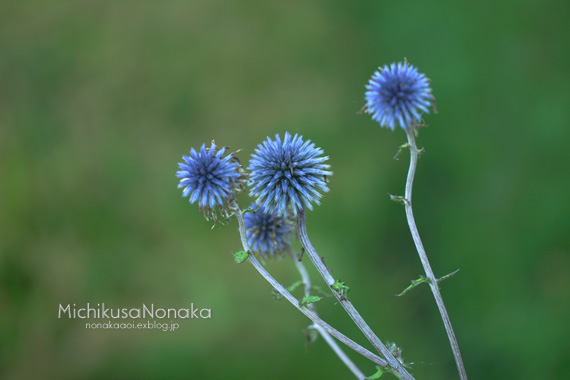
left=1, top=1, right=569, bottom=379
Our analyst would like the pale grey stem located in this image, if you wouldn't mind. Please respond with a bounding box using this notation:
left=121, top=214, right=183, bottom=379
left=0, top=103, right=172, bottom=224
left=231, top=205, right=391, bottom=369
left=291, top=249, right=365, bottom=380
left=404, top=127, right=468, bottom=380
left=297, top=210, right=414, bottom=380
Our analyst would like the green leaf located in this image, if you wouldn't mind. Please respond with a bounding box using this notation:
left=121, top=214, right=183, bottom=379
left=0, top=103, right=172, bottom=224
left=300, top=295, right=322, bottom=307
left=393, top=142, right=410, bottom=160
left=365, top=366, right=385, bottom=379
left=331, top=280, right=350, bottom=298
left=437, top=269, right=460, bottom=284
left=388, top=193, right=408, bottom=206
left=395, top=275, right=429, bottom=297
left=234, top=250, right=249, bottom=264
left=286, top=280, right=303, bottom=293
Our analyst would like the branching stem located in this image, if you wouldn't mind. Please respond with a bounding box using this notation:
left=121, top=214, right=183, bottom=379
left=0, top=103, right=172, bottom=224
left=297, top=209, right=414, bottom=380
left=403, top=127, right=468, bottom=380
left=231, top=205, right=393, bottom=371
left=291, top=250, right=365, bottom=380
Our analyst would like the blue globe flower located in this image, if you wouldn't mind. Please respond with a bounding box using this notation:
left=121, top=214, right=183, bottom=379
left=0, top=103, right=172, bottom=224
left=176, top=142, right=244, bottom=219
left=248, top=132, right=332, bottom=216
left=365, top=62, right=433, bottom=130
left=244, top=203, right=294, bottom=258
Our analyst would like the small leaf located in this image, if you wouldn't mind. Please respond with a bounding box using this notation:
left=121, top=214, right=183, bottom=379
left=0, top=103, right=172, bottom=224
left=286, top=281, right=303, bottom=293
left=388, top=194, right=408, bottom=206
left=417, top=147, right=426, bottom=157
left=234, top=250, right=249, bottom=264
left=365, top=366, right=386, bottom=379
left=386, top=342, right=412, bottom=369
left=242, top=207, right=258, bottom=215
left=395, top=275, right=429, bottom=297
left=300, top=295, right=322, bottom=307
left=437, top=269, right=460, bottom=284
left=304, top=326, right=319, bottom=349
left=393, top=142, right=410, bottom=160
left=331, top=280, right=350, bottom=300
left=272, top=289, right=283, bottom=301
left=331, top=280, right=350, bottom=294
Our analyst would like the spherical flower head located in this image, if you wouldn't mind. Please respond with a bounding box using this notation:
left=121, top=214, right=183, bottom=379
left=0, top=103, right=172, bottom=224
left=365, top=62, right=433, bottom=130
left=244, top=203, right=294, bottom=258
left=248, top=132, right=332, bottom=217
left=176, top=142, right=245, bottom=220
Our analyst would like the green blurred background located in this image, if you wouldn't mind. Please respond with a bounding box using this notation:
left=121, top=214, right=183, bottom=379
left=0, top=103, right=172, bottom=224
left=1, top=1, right=569, bottom=379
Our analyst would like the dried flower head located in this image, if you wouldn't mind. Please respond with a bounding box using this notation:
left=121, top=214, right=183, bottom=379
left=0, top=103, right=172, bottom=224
left=176, top=142, right=245, bottom=220
left=365, top=62, right=433, bottom=130
left=248, top=132, right=332, bottom=216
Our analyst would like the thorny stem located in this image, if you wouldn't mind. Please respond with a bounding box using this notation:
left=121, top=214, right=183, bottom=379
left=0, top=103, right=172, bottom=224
left=404, top=127, right=468, bottom=380
left=231, top=205, right=393, bottom=371
left=297, top=209, right=414, bottom=380
left=290, top=249, right=365, bottom=380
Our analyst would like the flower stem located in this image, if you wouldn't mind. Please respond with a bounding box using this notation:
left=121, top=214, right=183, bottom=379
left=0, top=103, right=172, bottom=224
left=290, top=249, right=365, bottom=380
left=403, top=127, right=468, bottom=380
left=231, top=205, right=393, bottom=371
left=297, top=209, right=414, bottom=380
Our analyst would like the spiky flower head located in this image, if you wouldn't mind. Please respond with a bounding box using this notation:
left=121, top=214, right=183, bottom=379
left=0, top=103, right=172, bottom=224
left=244, top=203, right=294, bottom=258
left=365, top=61, right=433, bottom=130
left=248, top=132, right=332, bottom=216
left=176, top=142, right=245, bottom=220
